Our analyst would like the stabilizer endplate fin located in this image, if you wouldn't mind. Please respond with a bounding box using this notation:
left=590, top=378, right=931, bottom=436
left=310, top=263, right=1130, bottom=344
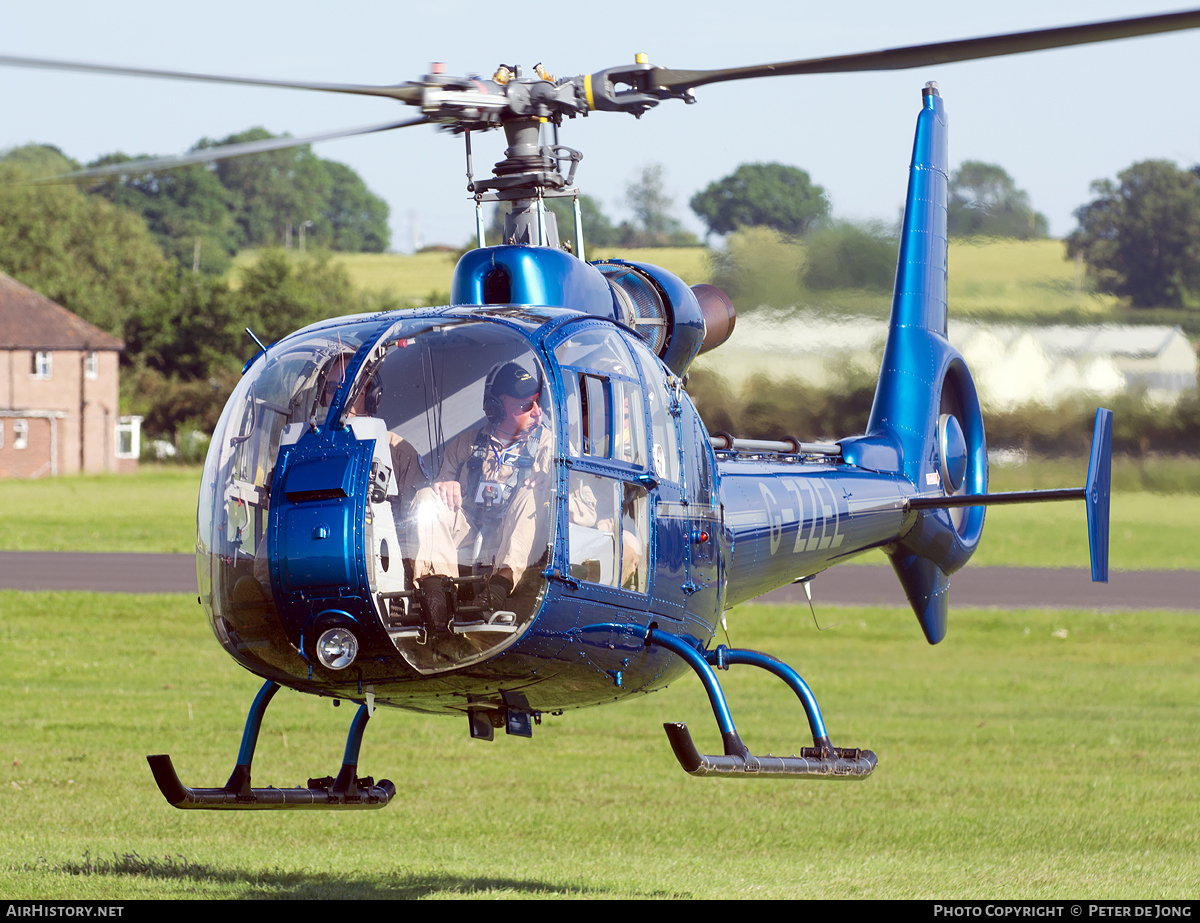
left=888, top=550, right=949, bottom=644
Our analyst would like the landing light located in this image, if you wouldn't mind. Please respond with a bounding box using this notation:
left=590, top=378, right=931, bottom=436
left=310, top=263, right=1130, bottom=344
left=316, top=628, right=359, bottom=670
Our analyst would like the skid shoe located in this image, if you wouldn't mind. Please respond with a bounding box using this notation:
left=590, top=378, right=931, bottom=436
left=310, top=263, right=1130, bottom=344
left=147, top=681, right=395, bottom=810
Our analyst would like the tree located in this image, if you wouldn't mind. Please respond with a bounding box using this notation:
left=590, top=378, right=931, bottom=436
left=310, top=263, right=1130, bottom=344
left=233, top=249, right=360, bottom=345
left=690, top=163, right=828, bottom=237
left=0, top=147, right=176, bottom=339
left=803, top=221, right=897, bottom=291
left=85, top=157, right=240, bottom=276
left=947, top=161, right=1048, bottom=239
left=324, top=160, right=390, bottom=252
left=624, top=165, right=699, bottom=247
left=1067, top=160, right=1200, bottom=308
left=211, top=128, right=332, bottom=249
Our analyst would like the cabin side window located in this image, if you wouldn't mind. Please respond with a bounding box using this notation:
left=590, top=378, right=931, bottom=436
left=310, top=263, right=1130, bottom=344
left=555, top=325, right=652, bottom=594
left=555, top=329, right=646, bottom=467
left=567, top=472, right=650, bottom=593
left=627, top=338, right=680, bottom=484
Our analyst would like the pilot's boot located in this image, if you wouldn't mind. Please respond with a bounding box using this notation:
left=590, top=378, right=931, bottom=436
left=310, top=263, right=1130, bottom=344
left=482, top=574, right=514, bottom=612
left=419, top=576, right=452, bottom=640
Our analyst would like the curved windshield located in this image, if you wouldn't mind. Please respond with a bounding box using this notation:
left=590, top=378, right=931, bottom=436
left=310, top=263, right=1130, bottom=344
left=198, top=315, right=557, bottom=679
left=198, top=321, right=382, bottom=656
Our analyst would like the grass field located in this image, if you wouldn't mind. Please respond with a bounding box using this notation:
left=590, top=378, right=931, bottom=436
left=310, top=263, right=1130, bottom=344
left=0, top=466, right=202, bottom=553
left=3, top=464, right=1196, bottom=570
left=1, top=592, right=1196, bottom=899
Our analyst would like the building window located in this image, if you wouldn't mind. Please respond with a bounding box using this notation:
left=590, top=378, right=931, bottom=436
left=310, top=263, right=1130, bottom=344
left=116, top=416, right=142, bottom=460
left=13, top=420, right=28, bottom=450
left=85, top=352, right=99, bottom=380
left=31, top=352, right=52, bottom=379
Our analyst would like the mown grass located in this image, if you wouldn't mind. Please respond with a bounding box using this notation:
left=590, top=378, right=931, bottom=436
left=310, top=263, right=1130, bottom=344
left=1, top=591, right=1196, bottom=898
left=0, top=466, right=201, bottom=553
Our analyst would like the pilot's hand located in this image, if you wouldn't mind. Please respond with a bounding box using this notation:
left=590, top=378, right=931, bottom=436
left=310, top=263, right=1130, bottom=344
left=434, top=480, right=462, bottom=511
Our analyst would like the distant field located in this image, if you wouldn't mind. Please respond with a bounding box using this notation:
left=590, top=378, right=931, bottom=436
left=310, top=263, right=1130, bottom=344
left=2, top=592, right=1196, bottom=898
left=1, top=463, right=1197, bottom=570
left=231, top=239, right=1146, bottom=319
left=947, top=238, right=1122, bottom=318
left=234, top=246, right=712, bottom=304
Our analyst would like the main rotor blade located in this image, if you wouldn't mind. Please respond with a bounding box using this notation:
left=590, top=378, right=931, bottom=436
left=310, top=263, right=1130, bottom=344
left=651, top=8, right=1200, bottom=91
left=0, top=53, right=423, bottom=103
left=25, top=117, right=429, bottom=184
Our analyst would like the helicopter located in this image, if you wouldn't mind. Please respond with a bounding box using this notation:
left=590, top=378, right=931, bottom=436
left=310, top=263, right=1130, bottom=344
left=4, top=8, right=1195, bottom=809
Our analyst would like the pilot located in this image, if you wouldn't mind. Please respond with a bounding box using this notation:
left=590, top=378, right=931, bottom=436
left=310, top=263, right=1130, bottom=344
left=410, top=361, right=552, bottom=637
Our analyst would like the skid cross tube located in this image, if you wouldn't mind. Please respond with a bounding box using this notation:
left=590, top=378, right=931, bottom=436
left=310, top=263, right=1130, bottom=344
left=147, top=680, right=395, bottom=809
left=704, top=646, right=830, bottom=750
left=579, top=623, right=876, bottom=779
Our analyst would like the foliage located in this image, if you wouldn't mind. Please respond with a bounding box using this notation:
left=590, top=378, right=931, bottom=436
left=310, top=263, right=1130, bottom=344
left=0, top=148, right=177, bottom=338
left=947, top=161, right=1048, bottom=240
left=687, top=367, right=876, bottom=442
left=209, top=128, right=331, bottom=250
left=623, top=164, right=700, bottom=247
left=707, top=226, right=808, bottom=310
left=84, top=129, right=391, bottom=274
left=707, top=224, right=897, bottom=309
left=233, top=248, right=360, bottom=345
left=690, top=162, right=828, bottom=237
left=1067, top=160, right=1200, bottom=308
left=802, top=220, right=897, bottom=291
left=86, top=158, right=240, bottom=276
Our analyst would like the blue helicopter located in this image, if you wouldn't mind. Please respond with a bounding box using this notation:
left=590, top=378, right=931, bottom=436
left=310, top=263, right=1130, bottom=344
left=9, top=9, right=1197, bottom=808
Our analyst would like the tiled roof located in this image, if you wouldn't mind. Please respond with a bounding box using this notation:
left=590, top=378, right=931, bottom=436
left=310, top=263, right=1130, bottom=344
left=0, top=272, right=124, bottom=351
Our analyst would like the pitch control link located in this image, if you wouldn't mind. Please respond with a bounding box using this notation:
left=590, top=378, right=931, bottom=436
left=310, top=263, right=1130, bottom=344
left=147, top=680, right=394, bottom=809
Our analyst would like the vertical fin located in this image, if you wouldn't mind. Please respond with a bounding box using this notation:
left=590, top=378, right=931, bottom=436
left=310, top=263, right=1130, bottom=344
left=1086, top=408, right=1113, bottom=583
left=890, top=82, right=949, bottom=337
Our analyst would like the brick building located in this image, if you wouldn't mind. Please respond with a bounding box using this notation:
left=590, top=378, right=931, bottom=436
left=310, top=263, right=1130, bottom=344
left=0, top=272, right=137, bottom=477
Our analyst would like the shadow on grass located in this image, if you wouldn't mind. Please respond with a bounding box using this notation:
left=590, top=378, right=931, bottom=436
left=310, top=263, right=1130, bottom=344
left=26, top=851, right=686, bottom=899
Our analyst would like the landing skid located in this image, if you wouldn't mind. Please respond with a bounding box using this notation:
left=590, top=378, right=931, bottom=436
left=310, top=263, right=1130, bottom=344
left=582, top=623, right=877, bottom=780
left=147, top=680, right=394, bottom=810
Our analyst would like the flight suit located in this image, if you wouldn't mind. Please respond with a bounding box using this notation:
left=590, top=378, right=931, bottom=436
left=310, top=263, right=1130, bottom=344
left=411, top=423, right=553, bottom=587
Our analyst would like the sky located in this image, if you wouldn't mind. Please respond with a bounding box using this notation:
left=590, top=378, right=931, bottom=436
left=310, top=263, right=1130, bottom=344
left=2, top=0, right=1198, bottom=250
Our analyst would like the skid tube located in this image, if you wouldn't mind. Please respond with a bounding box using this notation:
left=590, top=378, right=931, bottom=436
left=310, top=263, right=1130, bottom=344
left=581, top=623, right=876, bottom=779
left=147, top=680, right=395, bottom=809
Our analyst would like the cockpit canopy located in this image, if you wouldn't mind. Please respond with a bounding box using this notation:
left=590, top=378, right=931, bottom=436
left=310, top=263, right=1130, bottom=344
left=199, top=313, right=557, bottom=677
